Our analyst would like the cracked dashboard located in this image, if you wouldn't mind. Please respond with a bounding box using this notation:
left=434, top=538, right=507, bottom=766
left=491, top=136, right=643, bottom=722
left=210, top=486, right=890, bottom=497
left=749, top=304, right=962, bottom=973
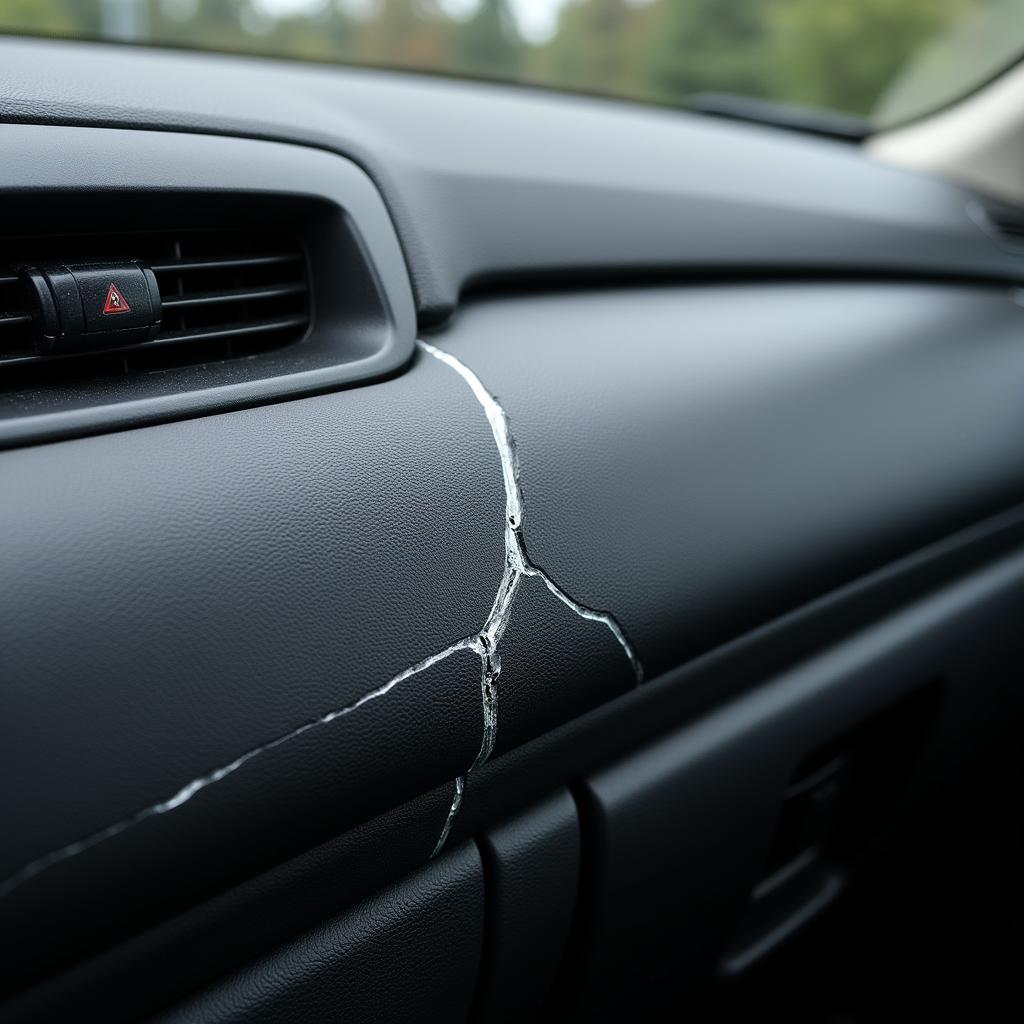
left=4, top=34, right=1024, bottom=1024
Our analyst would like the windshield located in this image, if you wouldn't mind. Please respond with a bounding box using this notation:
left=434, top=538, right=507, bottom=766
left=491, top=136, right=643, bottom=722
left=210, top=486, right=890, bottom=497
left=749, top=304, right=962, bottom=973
left=4, top=0, right=1023, bottom=129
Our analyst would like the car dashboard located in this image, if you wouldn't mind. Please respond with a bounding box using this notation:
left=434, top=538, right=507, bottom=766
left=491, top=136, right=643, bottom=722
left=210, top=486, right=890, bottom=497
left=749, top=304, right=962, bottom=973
left=2, top=34, right=1024, bottom=1023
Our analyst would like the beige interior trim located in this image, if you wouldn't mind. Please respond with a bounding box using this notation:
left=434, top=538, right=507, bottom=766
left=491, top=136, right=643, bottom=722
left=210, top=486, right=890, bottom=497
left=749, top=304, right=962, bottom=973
left=869, top=60, right=1024, bottom=204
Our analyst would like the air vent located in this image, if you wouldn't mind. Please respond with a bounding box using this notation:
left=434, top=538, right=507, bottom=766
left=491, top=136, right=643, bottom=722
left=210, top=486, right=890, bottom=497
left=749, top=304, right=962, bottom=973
left=0, top=125, right=416, bottom=449
left=969, top=199, right=1024, bottom=251
left=0, top=271, right=33, bottom=360
left=0, top=230, right=310, bottom=372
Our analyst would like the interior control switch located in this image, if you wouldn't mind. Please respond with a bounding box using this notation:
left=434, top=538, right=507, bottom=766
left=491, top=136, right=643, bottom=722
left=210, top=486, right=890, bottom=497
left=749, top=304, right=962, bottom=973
left=22, top=260, right=161, bottom=355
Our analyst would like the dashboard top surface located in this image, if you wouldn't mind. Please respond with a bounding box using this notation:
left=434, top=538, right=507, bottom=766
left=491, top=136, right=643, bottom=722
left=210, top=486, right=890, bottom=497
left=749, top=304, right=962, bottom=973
left=0, top=36, right=1017, bottom=322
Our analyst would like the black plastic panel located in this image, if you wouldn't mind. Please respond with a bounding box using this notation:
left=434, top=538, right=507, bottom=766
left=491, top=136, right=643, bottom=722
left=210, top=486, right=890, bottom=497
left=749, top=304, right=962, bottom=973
left=566, top=551, right=1024, bottom=1017
left=475, top=791, right=580, bottom=1022
left=0, top=38, right=1021, bottom=324
left=5, top=37, right=1024, bottom=1022
left=5, top=282, right=1024, bottom=1008
left=0, top=351, right=502, bottom=993
left=438, top=283, right=1024, bottom=679
left=155, top=843, right=484, bottom=1024
left=0, top=791, right=458, bottom=1023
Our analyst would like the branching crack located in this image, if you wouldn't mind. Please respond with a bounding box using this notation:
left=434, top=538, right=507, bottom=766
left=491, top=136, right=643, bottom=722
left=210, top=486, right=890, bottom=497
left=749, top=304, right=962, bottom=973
left=0, top=340, right=642, bottom=899
left=418, top=341, right=642, bottom=852
left=0, top=639, right=476, bottom=900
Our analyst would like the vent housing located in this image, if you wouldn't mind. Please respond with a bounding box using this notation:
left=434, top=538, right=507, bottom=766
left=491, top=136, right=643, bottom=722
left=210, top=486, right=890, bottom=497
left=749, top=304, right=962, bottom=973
left=0, top=229, right=310, bottom=379
left=0, top=126, right=416, bottom=450
left=970, top=198, right=1024, bottom=252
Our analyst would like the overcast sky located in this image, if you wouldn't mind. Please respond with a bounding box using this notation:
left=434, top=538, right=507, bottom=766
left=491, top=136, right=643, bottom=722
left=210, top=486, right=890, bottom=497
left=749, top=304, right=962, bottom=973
left=255, top=0, right=566, bottom=43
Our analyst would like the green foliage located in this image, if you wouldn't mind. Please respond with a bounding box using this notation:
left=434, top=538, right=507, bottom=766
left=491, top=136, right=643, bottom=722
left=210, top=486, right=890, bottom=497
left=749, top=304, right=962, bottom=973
left=0, top=0, right=101, bottom=34
left=766, top=0, right=976, bottom=115
left=0, top=0, right=1000, bottom=121
left=351, top=0, right=450, bottom=69
left=451, top=0, right=522, bottom=78
left=537, top=0, right=646, bottom=97
left=641, top=0, right=776, bottom=104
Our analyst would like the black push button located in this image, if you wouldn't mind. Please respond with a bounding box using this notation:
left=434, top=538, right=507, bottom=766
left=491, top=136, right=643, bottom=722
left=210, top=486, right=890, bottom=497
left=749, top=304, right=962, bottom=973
left=22, top=260, right=161, bottom=355
left=72, top=263, right=159, bottom=334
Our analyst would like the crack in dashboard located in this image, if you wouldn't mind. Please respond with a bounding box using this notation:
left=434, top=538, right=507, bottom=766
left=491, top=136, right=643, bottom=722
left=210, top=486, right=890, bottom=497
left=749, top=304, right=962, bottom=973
left=0, top=341, right=641, bottom=898
left=418, top=341, right=642, bottom=853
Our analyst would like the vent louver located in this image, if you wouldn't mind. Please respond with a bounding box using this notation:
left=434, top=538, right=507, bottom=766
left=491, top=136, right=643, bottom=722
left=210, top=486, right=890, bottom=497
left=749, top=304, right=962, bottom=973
left=0, top=272, right=33, bottom=359
left=0, top=230, right=310, bottom=372
left=970, top=199, right=1024, bottom=251
left=0, top=127, right=416, bottom=450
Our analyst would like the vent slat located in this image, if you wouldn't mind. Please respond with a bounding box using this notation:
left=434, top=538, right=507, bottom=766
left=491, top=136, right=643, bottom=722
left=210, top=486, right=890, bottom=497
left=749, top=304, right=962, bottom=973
left=149, top=253, right=302, bottom=273
left=154, top=316, right=310, bottom=346
left=977, top=200, right=1024, bottom=249
left=0, top=352, right=41, bottom=368
left=0, top=316, right=310, bottom=368
left=0, top=228, right=310, bottom=380
left=161, top=283, right=306, bottom=311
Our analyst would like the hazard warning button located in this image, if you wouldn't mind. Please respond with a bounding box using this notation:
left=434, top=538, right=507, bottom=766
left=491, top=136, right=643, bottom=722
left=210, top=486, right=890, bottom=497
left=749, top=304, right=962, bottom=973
left=103, top=282, right=132, bottom=316
left=20, top=259, right=162, bottom=355
left=72, top=263, right=158, bottom=336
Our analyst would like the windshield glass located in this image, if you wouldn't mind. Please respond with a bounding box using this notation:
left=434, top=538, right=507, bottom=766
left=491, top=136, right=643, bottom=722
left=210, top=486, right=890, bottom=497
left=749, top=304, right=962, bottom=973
left=4, top=0, right=1023, bottom=128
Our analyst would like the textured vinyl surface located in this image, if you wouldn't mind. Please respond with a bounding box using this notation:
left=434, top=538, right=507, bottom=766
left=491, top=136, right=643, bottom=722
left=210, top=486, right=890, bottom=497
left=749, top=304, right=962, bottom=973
left=5, top=281, right=1024, bottom=997
left=476, top=791, right=581, bottom=1022
left=6, top=33, right=1024, bottom=1019
left=155, top=843, right=484, bottom=1024
left=440, top=283, right=1024, bottom=678
left=0, top=350, right=504, bottom=983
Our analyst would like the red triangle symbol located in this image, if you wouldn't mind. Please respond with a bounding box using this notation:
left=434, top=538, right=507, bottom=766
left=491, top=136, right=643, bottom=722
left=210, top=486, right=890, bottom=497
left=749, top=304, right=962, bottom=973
left=103, top=283, right=132, bottom=315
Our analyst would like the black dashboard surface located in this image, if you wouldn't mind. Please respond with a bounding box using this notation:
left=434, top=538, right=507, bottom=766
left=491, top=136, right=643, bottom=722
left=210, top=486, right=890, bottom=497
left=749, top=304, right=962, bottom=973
left=3, top=34, right=1024, bottom=1021
left=5, top=280, right=1024, bottom=988
left=0, top=36, right=1021, bottom=322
